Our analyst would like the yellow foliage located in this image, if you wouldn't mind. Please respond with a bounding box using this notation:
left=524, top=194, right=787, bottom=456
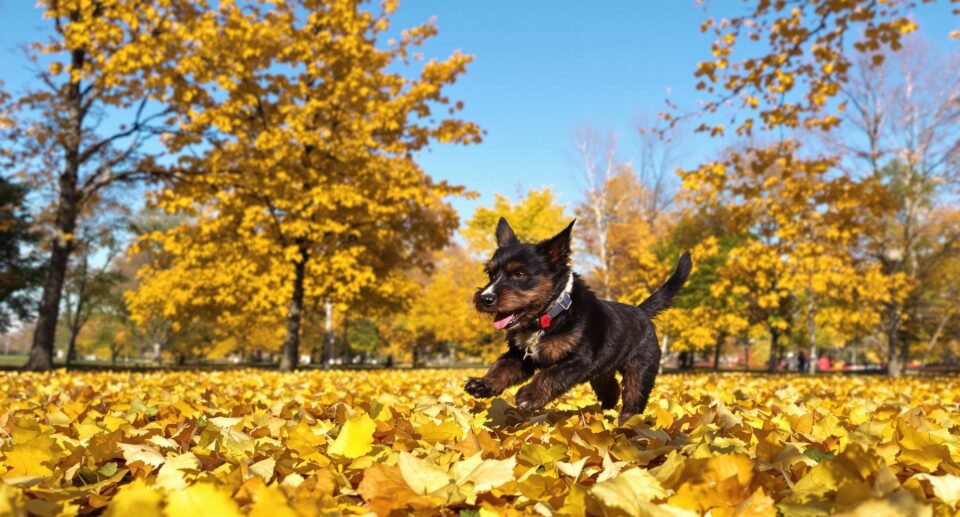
left=463, top=187, right=568, bottom=253
left=400, top=246, right=492, bottom=357
left=679, top=141, right=897, bottom=351
left=690, top=0, right=923, bottom=135
left=327, top=413, right=376, bottom=459
left=127, top=0, right=481, bottom=363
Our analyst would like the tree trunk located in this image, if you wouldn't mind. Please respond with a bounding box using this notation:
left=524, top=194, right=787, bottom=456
left=279, top=249, right=307, bottom=372
left=65, top=280, right=88, bottom=368
left=412, top=345, right=422, bottom=368
left=65, top=326, right=80, bottom=367
left=712, top=333, right=725, bottom=371
left=920, top=313, right=950, bottom=368
left=885, top=303, right=902, bottom=376
left=767, top=328, right=780, bottom=372
left=323, top=299, right=334, bottom=368
left=341, top=316, right=350, bottom=363
left=25, top=216, right=76, bottom=371
left=899, top=336, right=911, bottom=375
left=807, top=303, right=817, bottom=375
left=24, top=45, right=86, bottom=372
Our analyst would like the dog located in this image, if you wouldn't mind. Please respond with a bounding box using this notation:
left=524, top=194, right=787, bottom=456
left=464, top=217, right=692, bottom=425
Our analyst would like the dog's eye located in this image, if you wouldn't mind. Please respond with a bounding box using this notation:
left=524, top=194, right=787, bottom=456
left=512, top=271, right=527, bottom=280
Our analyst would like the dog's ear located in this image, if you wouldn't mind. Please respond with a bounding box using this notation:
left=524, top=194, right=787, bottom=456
left=495, top=217, right=519, bottom=247
left=538, top=219, right=575, bottom=267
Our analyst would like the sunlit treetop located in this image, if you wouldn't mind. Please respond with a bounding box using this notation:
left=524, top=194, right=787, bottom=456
left=128, top=0, right=482, bottom=365
left=677, top=0, right=960, bottom=137
left=463, top=188, right=568, bottom=254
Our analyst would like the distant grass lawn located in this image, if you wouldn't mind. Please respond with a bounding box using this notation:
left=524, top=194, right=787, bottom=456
left=0, top=354, right=27, bottom=367
left=0, top=355, right=116, bottom=368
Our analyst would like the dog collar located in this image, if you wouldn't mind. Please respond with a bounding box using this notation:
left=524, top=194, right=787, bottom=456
left=538, top=272, right=574, bottom=329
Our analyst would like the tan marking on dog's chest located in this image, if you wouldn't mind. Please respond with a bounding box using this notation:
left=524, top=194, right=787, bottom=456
left=513, top=328, right=582, bottom=363
left=538, top=328, right=583, bottom=363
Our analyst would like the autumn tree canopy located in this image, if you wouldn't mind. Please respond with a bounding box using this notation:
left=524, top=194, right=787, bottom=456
left=4, top=0, right=202, bottom=371
left=127, top=0, right=481, bottom=370
left=1, top=0, right=956, bottom=373
left=673, top=0, right=960, bottom=374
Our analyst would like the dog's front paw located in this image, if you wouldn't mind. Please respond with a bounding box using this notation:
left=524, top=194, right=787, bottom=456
left=617, top=411, right=639, bottom=426
left=515, top=384, right=547, bottom=412
left=464, top=377, right=498, bottom=399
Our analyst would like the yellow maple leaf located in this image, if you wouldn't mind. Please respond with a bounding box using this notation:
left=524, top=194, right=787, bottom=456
left=588, top=467, right=671, bottom=516
left=155, top=452, right=199, bottom=492
left=398, top=451, right=451, bottom=495
left=248, top=484, right=298, bottom=517
left=914, top=474, right=960, bottom=508
left=358, top=463, right=439, bottom=516
left=104, top=479, right=163, bottom=517
left=1, top=434, right=59, bottom=480
left=118, top=443, right=165, bottom=469
left=164, top=483, right=241, bottom=517
left=0, top=482, right=26, bottom=517
left=327, top=413, right=376, bottom=459
left=451, top=454, right=516, bottom=503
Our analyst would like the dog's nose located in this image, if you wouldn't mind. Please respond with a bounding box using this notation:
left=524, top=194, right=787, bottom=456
left=480, top=293, right=497, bottom=307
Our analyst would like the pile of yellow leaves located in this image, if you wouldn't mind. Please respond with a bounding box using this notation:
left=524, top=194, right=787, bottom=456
left=1, top=370, right=959, bottom=516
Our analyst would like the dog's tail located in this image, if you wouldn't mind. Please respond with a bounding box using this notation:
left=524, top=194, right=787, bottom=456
left=638, top=251, right=692, bottom=319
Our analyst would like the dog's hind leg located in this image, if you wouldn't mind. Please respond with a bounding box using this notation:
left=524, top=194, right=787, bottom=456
left=618, top=359, right=659, bottom=425
left=590, top=374, right=620, bottom=410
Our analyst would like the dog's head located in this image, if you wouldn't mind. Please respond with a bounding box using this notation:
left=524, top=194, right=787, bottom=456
left=474, top=217, right=575, bottom=330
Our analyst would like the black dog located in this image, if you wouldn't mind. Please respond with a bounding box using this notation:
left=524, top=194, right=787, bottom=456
left=464, top=217, right=692, bottom=424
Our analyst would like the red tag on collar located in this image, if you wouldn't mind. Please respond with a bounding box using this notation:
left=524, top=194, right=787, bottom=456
left=538, top=314, right=552, bottom=329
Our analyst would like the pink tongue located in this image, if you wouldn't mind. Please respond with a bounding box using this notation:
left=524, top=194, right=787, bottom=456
left=493, top=313, right=516, bottom=330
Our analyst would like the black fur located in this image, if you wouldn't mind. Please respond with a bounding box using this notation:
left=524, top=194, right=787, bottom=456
left=465, top=217, right=692, bottom=425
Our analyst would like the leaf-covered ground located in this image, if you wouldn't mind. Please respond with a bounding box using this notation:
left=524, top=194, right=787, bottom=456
left=1, top=370, right=959, bottom=516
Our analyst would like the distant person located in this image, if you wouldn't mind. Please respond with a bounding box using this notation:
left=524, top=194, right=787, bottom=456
left=817, top=355, right=830, bottom=372
left=797, top=351, right=807, bottom=373
left=385, top=354, right=393, bottom=368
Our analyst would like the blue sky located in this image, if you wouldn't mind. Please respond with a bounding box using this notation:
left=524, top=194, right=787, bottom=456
left=2, top=1, right=958, bottom=224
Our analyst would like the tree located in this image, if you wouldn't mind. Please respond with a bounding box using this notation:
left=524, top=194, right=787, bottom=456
left=657, top=221, right=749, bottom=369
left=815, top=41, right=960, bottom=375
left=131, top=0, right=480, bottom=371
left=406, top=246, right=490, bottom=362
left=61, top=215, right=124, bottom=366
left=0, top=175, right=42, bottom=333
left=682, top=0, right=959, bottom=375
left=571, top=127, right=623, bottom=300
left=463, top=187, right=568, bottom=254
left=633, top=114, right=683, bottom=225
left=917, top=242, right=960, bottom=367
left=344, top=319, right=383, bottom=362
left=120, top=209, right=217, bottom=364
left=686, top=0, right=943, bottom=138
left=681, top=142, right=895, bottom=373
left=7, top=1, right=197, bottom=371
